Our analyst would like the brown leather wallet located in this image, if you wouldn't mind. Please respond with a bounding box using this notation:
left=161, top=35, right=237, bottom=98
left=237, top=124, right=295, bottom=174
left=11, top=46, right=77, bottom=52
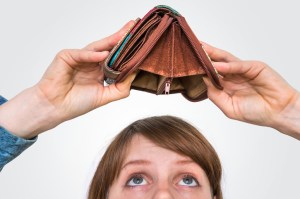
left=104, top=5, right=222, bottom=101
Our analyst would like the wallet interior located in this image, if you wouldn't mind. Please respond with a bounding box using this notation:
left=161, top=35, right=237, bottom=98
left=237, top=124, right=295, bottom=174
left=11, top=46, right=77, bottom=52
left=131, top=70, right=207, bottom=100
left=104, top=5, right=221, bottom=101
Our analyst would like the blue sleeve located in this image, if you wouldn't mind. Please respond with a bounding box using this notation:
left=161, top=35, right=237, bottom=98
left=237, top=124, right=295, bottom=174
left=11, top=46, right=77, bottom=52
left=0, top=95, right=37, bottom=171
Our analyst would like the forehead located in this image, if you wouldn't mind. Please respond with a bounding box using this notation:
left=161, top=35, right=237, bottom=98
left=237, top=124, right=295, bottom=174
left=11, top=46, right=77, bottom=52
left=120, top=134, right=211, bottom=186
left=123, top=134, right=192, bottom=164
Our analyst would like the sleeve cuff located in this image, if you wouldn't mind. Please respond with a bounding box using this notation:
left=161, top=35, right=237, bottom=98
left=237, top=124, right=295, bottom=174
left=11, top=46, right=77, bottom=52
left=0, top=95, right=38, bottom=171
left=0, top=126, right=37, bottom=170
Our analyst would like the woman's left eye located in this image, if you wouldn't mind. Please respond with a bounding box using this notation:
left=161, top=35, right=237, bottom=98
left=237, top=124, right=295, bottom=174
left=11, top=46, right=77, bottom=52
left=178, top=175, right=199, bottom=187
left=126, top=175, right=148, bottom=186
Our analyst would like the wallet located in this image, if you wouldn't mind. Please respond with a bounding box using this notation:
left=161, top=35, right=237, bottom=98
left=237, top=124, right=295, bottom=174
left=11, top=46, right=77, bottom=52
left=104, top=5, right=222, bottom=101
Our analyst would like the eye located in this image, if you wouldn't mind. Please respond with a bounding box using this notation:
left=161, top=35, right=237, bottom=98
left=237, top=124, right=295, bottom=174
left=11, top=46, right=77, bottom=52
left=178, top=175, right=199, bottom=187
left=126, top=175, right=148, bottom=187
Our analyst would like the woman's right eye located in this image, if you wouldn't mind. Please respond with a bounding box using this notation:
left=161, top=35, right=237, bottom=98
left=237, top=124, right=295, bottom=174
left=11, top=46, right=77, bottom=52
left=126, top=175, right=148, bottom=187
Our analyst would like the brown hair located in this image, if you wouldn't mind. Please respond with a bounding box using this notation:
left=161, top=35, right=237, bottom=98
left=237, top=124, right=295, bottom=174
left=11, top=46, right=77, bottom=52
left=88, top=115, right=222, bottom=199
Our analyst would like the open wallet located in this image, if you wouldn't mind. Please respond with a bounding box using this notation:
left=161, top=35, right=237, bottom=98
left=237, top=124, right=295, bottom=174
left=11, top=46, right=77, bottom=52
left=104, top=5, right=223, bottom=102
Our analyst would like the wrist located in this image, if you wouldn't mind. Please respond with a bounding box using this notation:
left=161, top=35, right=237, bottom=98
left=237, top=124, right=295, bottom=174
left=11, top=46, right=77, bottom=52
left=0, top=86, right=58, bottom=139
left=270, top=91, right=300, bottom=140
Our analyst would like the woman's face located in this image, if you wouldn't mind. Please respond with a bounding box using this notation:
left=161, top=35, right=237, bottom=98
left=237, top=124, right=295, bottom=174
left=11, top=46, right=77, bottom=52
left=108, top=135, right=215, bottom=199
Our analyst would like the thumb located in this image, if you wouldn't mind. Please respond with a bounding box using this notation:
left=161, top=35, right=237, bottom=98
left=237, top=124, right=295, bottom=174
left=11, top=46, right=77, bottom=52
left=203, top=76, right=222, bottom=101
left=113, top=72, right=138, bottom=96
left=203, top=76, right=213, bottom=88
left=119, top=72, right=138, bottom=88
left=97, top=72, right=137, bottom=106
left=203, top=77, right=234, bottom=118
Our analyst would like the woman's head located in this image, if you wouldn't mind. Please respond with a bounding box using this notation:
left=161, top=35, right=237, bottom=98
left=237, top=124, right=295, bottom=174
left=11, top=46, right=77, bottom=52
left=88, top=116, right=222, bottom=199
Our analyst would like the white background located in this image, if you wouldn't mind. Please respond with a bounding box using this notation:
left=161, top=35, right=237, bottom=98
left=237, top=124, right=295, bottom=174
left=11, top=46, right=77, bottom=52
left=0, top=0, right=299, bottom=199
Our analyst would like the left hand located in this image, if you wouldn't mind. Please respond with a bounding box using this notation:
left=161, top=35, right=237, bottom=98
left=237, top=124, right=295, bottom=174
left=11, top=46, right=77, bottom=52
left=202, top=42, right=300, bottom=139
left=0, top=21, right=136, bottom=139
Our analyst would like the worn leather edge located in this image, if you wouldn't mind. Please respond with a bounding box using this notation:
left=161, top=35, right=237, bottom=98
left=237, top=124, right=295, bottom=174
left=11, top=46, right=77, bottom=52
left=177, top=17, right=223, bottom=90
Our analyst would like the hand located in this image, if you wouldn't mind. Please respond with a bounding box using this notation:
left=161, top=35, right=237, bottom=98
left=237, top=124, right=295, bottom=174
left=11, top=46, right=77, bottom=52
left=202, top=42, right=300, bottom=139
left=0, top=21, right=136, bottom=139
left=38, top=21, right=136, bottom=122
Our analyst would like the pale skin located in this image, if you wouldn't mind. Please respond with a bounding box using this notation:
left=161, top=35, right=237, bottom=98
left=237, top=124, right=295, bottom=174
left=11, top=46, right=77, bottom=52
left=202, top=43, right=300, bottom=140
left=0, top=22, right=299, bottom=140
left=108, top=135, right=215, bottom=199
left=0, top=21, right=136, bottom=139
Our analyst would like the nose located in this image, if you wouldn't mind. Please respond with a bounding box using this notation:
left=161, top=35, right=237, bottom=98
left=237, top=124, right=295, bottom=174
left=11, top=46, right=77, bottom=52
left=153, top=190, right=174, bottom=199
left=152, top=184, right=174, bottom=199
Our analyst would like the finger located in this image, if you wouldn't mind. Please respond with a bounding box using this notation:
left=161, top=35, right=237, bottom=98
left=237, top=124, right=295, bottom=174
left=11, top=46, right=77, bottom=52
left=213, top=61, right=266, bottom=78
left=203, top=77, right=236, bottom=119
left=56, top=49, right=109, bottom=65
left=201, top=41, right=240, bottom=62
left=98, top=72, right=137, bottom=106
left=84, top=20, right=135, bottom=51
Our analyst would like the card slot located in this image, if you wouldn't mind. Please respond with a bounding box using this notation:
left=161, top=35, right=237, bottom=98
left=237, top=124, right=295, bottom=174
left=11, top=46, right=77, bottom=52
left=119, top=21, right=160, bottom=70
left=113, top=14, right=161, bottom=68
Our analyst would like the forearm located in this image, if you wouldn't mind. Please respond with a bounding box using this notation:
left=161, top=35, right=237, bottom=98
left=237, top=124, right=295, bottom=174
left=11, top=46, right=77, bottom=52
left=0, top=86, right=57, bottom=139
left=271, top=91, right=300, bottom=140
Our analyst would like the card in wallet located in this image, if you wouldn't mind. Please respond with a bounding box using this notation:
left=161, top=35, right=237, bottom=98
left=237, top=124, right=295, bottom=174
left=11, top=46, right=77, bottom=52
left=104, top=5, right=222, bottom=102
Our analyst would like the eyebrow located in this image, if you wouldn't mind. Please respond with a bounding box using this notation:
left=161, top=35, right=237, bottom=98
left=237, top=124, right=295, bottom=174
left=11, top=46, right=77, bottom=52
left=121, top=159, right=194, bottom=170
left=175, top=160, right=195, bottom=165
left=122, top=159, right=151, bottom=169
